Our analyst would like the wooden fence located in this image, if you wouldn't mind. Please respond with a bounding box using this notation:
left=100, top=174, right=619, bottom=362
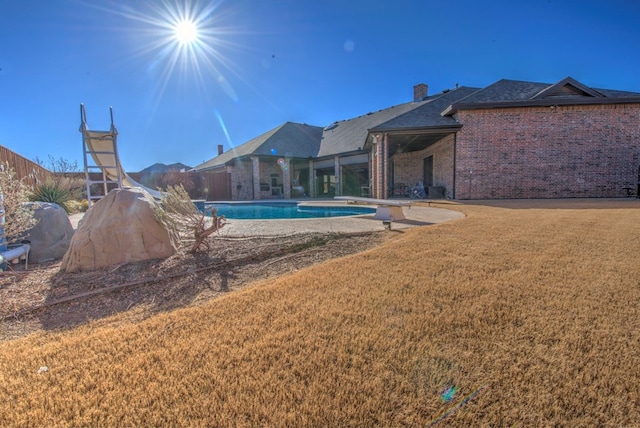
left=0, top=145, right=51, bottom=186
left=0, top=145, right=232, bottom=201
left=82, top=171, right=232, bottom=201
left=128, top=171, right=231, bottom=200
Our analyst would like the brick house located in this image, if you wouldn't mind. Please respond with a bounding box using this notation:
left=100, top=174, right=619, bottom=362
left=194, top=122, right=323, bottom=200
left=195, top=77, right=640, bottom=200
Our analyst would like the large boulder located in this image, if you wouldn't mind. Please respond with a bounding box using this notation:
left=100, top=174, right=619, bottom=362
left=23, top=202, right=75, bottom=264
left=60, top=188, right=178, bottom=272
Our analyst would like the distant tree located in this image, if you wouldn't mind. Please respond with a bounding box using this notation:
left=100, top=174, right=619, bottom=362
left=34, top=155, right=80, bottom=173
left=0, top=162, right=38, bottom=244
left=158, top=170, right=195, bottom=193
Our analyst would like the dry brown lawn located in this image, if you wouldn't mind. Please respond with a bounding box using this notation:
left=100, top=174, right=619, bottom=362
left=1, top=201, right=639, bottom=426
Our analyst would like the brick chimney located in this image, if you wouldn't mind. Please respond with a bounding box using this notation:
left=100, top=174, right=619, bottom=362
left=413, top=83, right=428, bottom=101
left=217, top=144, right=224, bottom=156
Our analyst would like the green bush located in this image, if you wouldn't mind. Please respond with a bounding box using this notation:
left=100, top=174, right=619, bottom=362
left=29, top=182, right=74, bottom=213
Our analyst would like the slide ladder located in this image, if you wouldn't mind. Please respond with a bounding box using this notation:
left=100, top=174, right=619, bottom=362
left=80, top=104, right=162, bottom=207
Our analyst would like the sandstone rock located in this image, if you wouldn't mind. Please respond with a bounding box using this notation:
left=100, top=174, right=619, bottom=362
left=23, top=202, right=75, bottom=263
left=60, top=188, right=178, bottom=272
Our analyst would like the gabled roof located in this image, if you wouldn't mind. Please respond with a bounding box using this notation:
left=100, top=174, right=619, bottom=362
left=531, top=76, right=604, bottom=99
left=316, top=99, right=430, bottom=158
left=444, top=77, right=640, bottom=115
left=194, top=122, right=323, bottom=171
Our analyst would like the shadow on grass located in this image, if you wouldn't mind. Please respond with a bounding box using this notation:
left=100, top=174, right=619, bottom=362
left=36, top=253, right=233, bottom=332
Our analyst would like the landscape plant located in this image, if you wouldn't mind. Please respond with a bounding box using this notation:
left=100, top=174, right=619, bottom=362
left=30, top=155, right=84, bottom=213
left=28, top=182, right=75, bottom=213
left=0, top=161, right=38, bottom=244
left=159, top=184, right=225, bottom=252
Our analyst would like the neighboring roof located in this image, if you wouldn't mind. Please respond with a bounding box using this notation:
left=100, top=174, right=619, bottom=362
left=194, top=122, right=323, bottom=171
left=444, top=77, right=640, bottom=115
left=316, top=100, right=430, bottom=158
left=138, top=162, right=191, bottom=174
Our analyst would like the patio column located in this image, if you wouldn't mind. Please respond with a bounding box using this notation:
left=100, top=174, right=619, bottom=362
left=308, top=159, right=315, bottom=198
left=283, top=158, right=291, bottom=199
left=334, top=156, right=341, bottom=196
left=251, top=156, right=261, bottom=200
left=371, top=133, right=389, bottom=199
left=382, top=132, right=389, bottom=199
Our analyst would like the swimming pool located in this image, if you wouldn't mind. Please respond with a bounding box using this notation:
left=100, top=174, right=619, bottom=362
left=204, top=202, right=375, bottom=220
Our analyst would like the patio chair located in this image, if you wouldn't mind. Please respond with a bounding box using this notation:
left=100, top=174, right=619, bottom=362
left=408, top=181, right=426, bottom=199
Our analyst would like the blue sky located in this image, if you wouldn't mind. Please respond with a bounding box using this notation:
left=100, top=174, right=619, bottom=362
left=1, top=0, right=639, bottom=172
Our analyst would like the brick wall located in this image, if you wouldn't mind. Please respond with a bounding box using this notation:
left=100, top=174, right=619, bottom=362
left=230, top=159, right=253, bottom=200
left=455, top=103, right=640, bottom=199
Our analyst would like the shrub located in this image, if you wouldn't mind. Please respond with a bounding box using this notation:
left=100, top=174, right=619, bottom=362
left=0, top=162, right=38, bottom=244
left=29, top=182, right=75, bottom=213
left=31, top=155, right=85, bottom=211
left=64, top=199, right=89, bottom=214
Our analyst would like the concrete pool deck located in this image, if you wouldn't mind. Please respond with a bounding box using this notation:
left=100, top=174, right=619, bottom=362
left=68, top=202, right=465, bottom=236
left=215, top=203, right=465, bottom=237
left=68, top=197, right=640, bottom=237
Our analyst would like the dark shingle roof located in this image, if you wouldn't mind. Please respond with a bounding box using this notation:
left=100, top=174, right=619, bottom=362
left=371, top=86, right=480, bottom=131
left=455, top=79, right=550, bottom=103
left=316, top=100, right=430, bottom=157
left=444, top=77, right=640, bottom=114
left=591, top=87, right=640, bottom=98
left=193, top=122, right=323, bottom=171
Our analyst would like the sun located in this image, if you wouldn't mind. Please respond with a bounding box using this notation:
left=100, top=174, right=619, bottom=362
left=175, top=20, right=198, bottom=45
left=97, top=0, right=241, bottom=105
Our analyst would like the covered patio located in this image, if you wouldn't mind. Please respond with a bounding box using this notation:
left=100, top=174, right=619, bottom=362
left=367, top=126, right=460, bottom=200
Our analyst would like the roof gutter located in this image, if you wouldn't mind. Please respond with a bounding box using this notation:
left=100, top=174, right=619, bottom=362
left=368, top=124, right=462, bottom=134
left=443, top=97, right=640, bottom=116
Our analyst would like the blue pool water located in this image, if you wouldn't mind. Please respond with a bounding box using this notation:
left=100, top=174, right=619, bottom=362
left=205, top=202, right=375, bottom=220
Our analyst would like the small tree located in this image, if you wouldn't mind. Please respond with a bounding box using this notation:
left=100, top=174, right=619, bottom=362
left=0, top=162, right=38, bottom=244
left=159, top=184, right=225, bottom=253
left=34, top=155, right=80, bottom=174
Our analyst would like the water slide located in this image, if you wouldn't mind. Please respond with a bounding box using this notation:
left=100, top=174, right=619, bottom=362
left=80, top=104, right=163, bottom=204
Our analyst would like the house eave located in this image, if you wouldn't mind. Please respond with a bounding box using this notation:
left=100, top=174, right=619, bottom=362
left=369, top=124, right=462, bottom=135
left=443, top=97, right=640, bottom=116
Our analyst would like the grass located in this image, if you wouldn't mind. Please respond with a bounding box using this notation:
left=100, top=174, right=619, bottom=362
left=1, top=201, right=640, bottom=426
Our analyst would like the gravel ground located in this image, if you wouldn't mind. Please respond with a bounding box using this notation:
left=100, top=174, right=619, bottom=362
left=0, top=230, right=391, bottom=342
